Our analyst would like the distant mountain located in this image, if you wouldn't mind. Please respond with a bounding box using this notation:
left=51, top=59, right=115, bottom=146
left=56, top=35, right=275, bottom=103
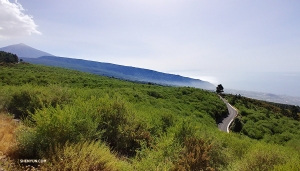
left=0, top=43, right=215, bottom=89
left=0, top=43, right=53, bottom=58
left=22, top=56, right=215, bottom=90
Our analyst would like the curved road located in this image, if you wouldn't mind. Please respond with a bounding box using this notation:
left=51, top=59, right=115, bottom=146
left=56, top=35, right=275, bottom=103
left=218, top=97, right=238, bottom=133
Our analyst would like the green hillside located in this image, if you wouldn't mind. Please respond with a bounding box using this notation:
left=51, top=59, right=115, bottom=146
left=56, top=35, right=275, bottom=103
left=1, top=62, right=300, bottom=170
left=226, top=94, right=300, bottom=145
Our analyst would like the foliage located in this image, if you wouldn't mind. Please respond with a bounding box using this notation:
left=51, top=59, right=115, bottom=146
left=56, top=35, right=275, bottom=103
left=161, top=112, right=176, bottom=132
left=16, top=97, right=101, bottom=159
left=216, top=84, right=224, bottom=94
left=172, top=137, right=215, bottom=171
left=6, top=85, right=71, bottom=119
left=1, top=63, right=300, bottom=170
left=97, top=98, right=152, bottom=156
left=174, top=120, right=197, bottom=145
left=230, top=116, right=243, bottom=132
left=0, top=51, right=18, bottom=64
left=225, top=94, right=300, bottom=145
left=233, top=143, right=287, bottom=171
left=41, top=141, right=131, bottom=171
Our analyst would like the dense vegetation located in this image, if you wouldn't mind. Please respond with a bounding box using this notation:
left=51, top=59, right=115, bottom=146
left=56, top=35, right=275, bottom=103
left=225, top=94, right=300, bottom=145
left=1, top=63, right=300, bottom=170
left=0, top=51, right=19, bottom=64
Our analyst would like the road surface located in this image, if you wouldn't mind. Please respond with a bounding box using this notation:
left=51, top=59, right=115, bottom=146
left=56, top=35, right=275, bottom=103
left=218, top=97, right=238, bottom=133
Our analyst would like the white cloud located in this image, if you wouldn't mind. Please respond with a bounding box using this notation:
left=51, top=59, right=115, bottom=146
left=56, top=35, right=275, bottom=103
left=0, top=0, right=41, bottom=39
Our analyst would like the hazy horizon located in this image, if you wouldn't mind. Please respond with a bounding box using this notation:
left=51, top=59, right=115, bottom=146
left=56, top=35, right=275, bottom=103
left=1, top=0, right=299, bottom=97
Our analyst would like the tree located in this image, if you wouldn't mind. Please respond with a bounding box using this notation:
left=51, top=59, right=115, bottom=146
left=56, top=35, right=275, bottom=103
left=291, top=105, right=299, bottom=120
left=216, top=84, right=224, bottom=94
left=0, top=51, right=19, bottom=64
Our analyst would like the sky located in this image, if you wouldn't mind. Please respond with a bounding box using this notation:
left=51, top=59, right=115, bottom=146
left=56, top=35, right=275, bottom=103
left=1, top=0, right=300, bottom=97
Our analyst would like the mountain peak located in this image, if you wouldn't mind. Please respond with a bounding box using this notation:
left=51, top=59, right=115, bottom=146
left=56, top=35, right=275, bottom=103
left=18, top=43, right=27, bottom=46
left=0, top=43, right=54, bottom=58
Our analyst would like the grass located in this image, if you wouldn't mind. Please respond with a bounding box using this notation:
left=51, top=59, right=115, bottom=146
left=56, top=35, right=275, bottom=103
left=40, top=141, right=132, bottom=171
left=0, top=113, right=20, bottom=171
left=0, top=113, right=19, bottom=157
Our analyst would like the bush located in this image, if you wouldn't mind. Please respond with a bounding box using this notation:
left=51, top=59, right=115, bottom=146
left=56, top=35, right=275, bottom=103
left=147, top=90, right=163, bottom=99
left=17, top=97, right=102, bottom=159
left=7, top=85, right=71, bottom=119
left=15, top=126, right=38, bottom=159
left=41, top=141, right=131, bottom=171
left=161, top=113, right=175, bottom=132
left=98, top=98, right=152, bottom=156
left=273, top=157, right=300, bottom=171
left=174, top=120, right=196, bottom=145
left=172, top=137, right=215, bottom=171
left=16, top=95, right=152, bottom=159
left=231, top=116, right=243, bottom=132
left=235, top=144, right=286, bottom=171
left=8, top=90, right=43, bottom=119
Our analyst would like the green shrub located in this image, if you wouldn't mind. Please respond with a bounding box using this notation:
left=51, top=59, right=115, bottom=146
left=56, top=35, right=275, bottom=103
left=41, top=141, right=131, bottom=171
left=7, top=85, right=72, bottom=119
left=17, top=97, right=102, bottom=158
left=98, top=98, right=152, bottom=156
left=174, top=120, right=197, bottom=145
left=16, top=126, right=39, bottom=159
left=147, top=90, right=163, bottom=99
left=172, top=137, right=215, bottom=171
left=235, top=144, right=286, bottom=171
left=161, top=113, right=176, bottom=132
left=208, top=139, right=231, bottom=170
left=0, top=86, right=13, bottom=112
left=132, top=134, right=182, bottom=170
left=231, top=116, right=243, bottom=132
left=273, top=157, right=300, bottom=171
left=8, top=90, right=43, bottom=119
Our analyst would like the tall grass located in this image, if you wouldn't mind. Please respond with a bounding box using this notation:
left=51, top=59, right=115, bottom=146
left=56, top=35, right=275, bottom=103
left=0, top=113, right=18, bottom=156
left=41, top=141, right=132, bottom=171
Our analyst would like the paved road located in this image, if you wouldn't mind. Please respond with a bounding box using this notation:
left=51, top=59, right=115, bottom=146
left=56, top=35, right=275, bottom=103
left=218, top=97, right=238, bottom=133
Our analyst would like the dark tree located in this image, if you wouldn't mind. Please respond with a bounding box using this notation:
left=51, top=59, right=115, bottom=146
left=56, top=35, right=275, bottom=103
left=232, top=117, right=243, bottom=132
left=216, top=84, right=224, bottom=94
left=0, top=51, right=19, bottom=64
left=291, top=105, right=299, bottom=120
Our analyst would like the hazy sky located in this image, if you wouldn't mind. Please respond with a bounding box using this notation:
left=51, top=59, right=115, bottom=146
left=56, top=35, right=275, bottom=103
left=1, top=0, right=300, bottom=96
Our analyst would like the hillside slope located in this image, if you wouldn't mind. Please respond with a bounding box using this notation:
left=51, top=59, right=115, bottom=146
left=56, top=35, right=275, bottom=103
left=225, top=94, right=300, bottom=145
left=22, top=56, right=215, bottom=89
left=0, top=43, right=215, bottom=90
left=1, top=63, right=300, bottom=170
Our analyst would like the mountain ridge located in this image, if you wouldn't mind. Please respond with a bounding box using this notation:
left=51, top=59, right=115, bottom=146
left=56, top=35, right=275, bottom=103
left=0, top=43, right=53, bottom=58
left=0, top=43, right=214, bottom=89
left=22, top=56, right=215, bottom=89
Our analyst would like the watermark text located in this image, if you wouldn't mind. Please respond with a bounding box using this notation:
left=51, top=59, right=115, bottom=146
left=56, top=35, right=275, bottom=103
left=19, top=159, right=47, bottom=164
